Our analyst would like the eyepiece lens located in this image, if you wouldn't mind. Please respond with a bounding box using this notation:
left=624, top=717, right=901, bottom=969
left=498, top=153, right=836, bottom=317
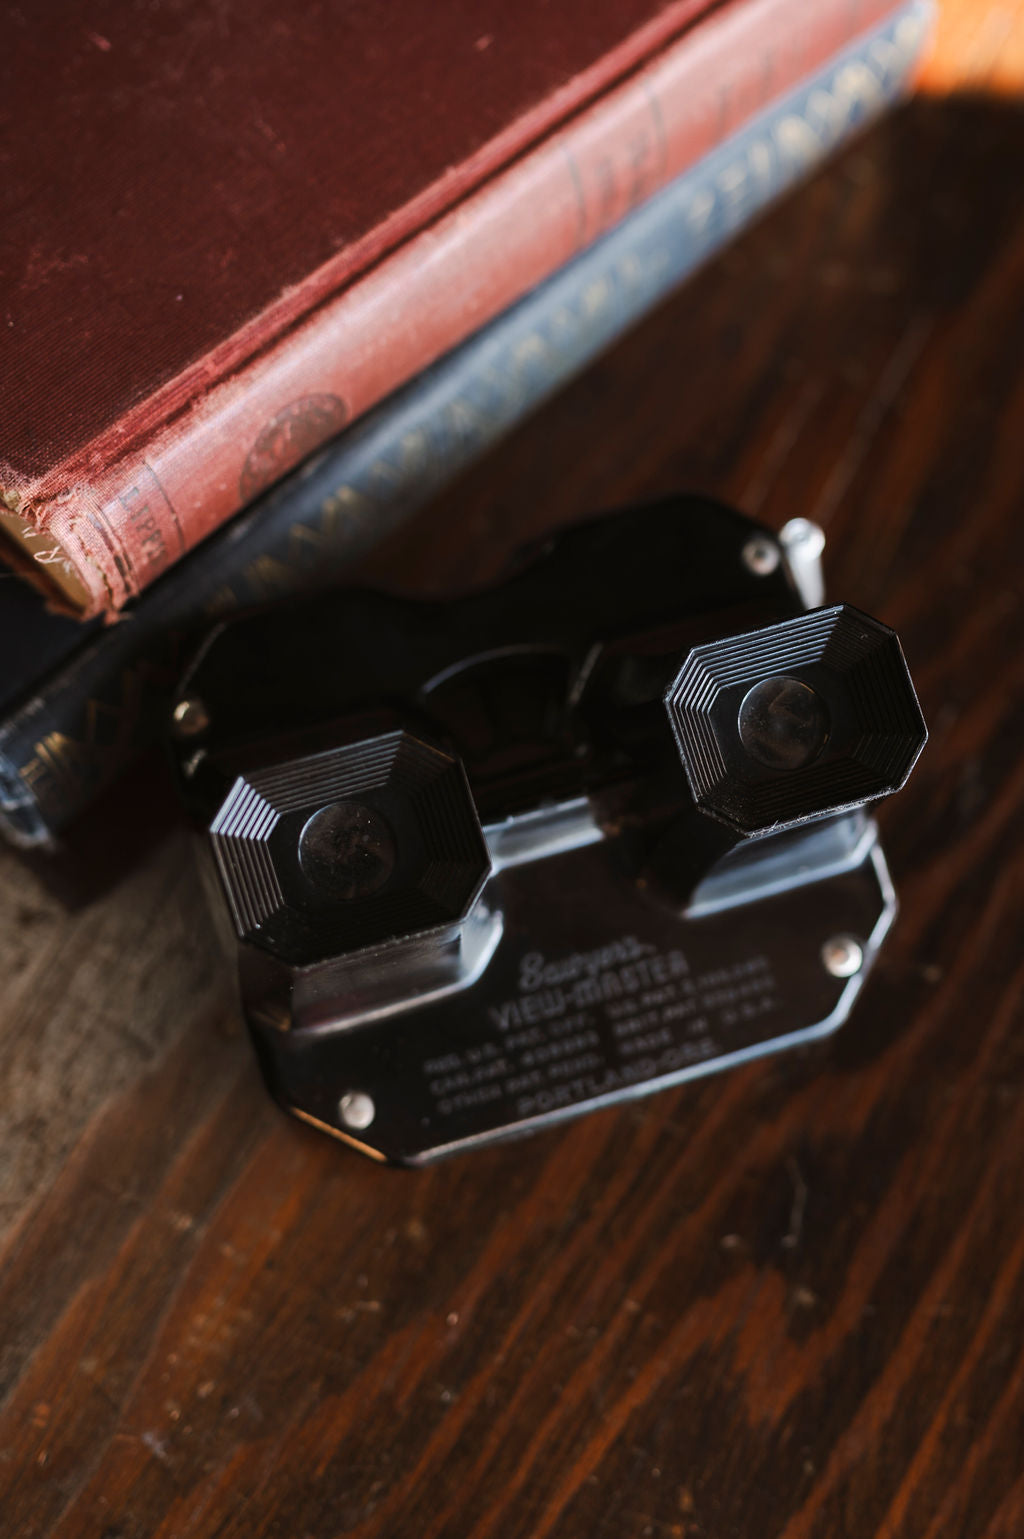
left=299, top=800, right=398, bottom=901
left=737, top=676, right=830, bottom=772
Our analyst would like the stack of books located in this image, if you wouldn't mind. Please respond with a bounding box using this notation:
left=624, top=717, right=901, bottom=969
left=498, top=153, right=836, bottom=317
left=0, top=0, right=933, bottom=847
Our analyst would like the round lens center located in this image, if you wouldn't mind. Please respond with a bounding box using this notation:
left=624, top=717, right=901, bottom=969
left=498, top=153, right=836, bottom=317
left=737, top=676, right=830, bottom=771
left=299, top=801, right=397, bottom=900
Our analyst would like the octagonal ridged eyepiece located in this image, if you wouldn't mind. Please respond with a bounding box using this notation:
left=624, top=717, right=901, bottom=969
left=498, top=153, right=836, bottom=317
left=664, top=605, right=927, bottom=836
left=210, top=729, right=490, bottom=964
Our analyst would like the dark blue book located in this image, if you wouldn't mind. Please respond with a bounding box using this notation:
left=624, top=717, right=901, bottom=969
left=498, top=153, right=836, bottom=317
left=0, top=2, right=930, bottom=847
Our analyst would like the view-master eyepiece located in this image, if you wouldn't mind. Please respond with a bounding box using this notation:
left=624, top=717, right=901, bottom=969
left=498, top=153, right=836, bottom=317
left=665, top=604, right=926, bottom=836
left=210, top=729, right=491, bottom=967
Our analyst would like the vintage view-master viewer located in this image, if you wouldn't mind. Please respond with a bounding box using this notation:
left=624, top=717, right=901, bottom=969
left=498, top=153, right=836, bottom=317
left=170, top=496, right=926, bottom=1164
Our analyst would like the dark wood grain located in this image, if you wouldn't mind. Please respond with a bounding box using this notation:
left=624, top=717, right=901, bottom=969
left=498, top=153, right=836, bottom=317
left=2, top=15, right=1024, bottom=1537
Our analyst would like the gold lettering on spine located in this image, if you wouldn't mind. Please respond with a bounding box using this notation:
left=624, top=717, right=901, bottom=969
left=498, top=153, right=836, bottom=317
left=867, top=34, right=903, bottom=79
left=747, top=137, right=775, bottom=197
left=832, top=61, right=884, bottom=116
left=21, top=678, right=145, bottom=807
left=773, top=113, right=821, bottom=171
left=806, top=88, right=848, bottom=141
left=715, top=161, right=749, bottom=230
left=322, top=485, right=377, bottom=521
left=582, top=278, right=612, bottom=317
left=684, top=186, right=716, bottom=235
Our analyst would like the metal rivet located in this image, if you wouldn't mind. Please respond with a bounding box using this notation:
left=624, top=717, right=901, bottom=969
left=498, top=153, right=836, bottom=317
left=338, top=1091, right=376, bottom=1131
left=821, top=934, right=864, bottom=979
left=741, top=536, right=780, bottom=577
left=172, top=696, right=210, bottom=738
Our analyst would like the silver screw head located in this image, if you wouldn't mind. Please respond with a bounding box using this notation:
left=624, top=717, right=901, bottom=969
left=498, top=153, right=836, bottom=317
left=172, top=696, right=210, bottom=738
left=183, top=748, right=207, bottom=779
left=741, top=536, right=780, bottom=577
left=338, top=1090, right=376, bottom=1131
left=821, top=934, right=864, bottom=979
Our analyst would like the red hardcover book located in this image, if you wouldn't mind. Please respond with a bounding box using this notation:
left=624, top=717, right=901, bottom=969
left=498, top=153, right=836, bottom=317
left=0, top=0, right=897, bottom=618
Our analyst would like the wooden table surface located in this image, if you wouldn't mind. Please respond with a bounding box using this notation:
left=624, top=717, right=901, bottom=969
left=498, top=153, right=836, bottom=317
left=2, top=3, right=1023, bottom=1535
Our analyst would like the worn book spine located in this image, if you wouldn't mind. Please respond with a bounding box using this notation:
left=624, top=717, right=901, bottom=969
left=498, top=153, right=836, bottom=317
left=0, top=2, right=932, bottom=847
left=4, top=0, right=907, bottom=618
